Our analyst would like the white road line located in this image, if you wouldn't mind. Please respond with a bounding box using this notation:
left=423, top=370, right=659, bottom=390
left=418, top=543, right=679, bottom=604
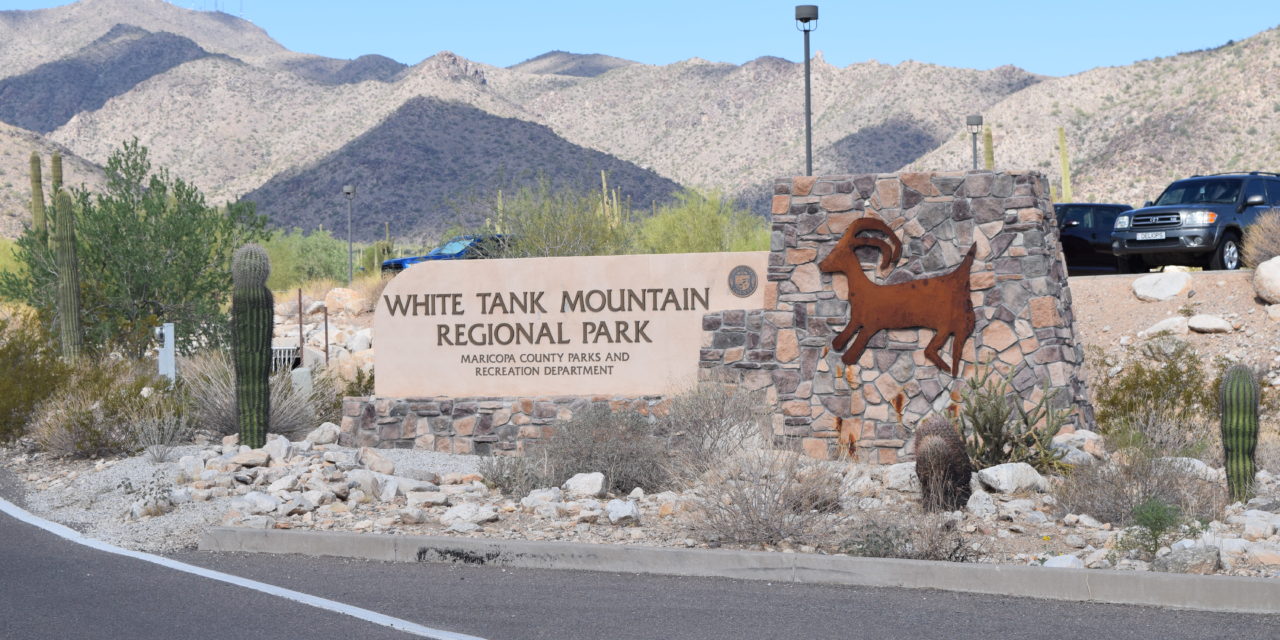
left=0, top=497, right=486, bottom=640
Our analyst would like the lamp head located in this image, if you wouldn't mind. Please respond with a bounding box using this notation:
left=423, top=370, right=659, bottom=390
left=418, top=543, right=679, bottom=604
left=966, top=114, right=983, bottom=134
left=795, top=5, right=818, bottom=31
left=342, top=184, right=355, bottom=197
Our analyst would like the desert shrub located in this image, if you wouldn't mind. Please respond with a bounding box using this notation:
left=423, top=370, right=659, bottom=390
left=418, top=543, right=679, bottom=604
left=486, top=177, right=635, bottom=258
left=30, top=358, right=174, bottom=457
left=1055, top=449, right=1226, bottom=527
left=181, top=350, right=340, bottom=440
left=1243, top=210, right=1280, bottom=268
left=1112, top=497, right=1199, bottom=560
left=690, top=448, right=849, bottom=547
left=537, top=404, right=671, bottom=493
left=127, top=387, right=194, bottom=463
left=350, top=272, right=392, bottom=314
left=0, top=309, right=68, bottom=442
left=635, top=190, right=769, bottom=254
left=262, top=228, right=347, bottom=291
left=958, top=367, right=1067, bottom=473
left=840, top=512, right=977, bottom=562
left=659, top=380, right=768, bottom=481
left=478, top=454, right=544, bottom=498
left=0, top=237, right=19, bottom=276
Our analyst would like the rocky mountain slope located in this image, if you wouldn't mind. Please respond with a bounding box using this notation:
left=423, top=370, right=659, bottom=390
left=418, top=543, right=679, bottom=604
left=508, top=51, right=638, bottom=77
left=0, top=121, right=103, bottom=238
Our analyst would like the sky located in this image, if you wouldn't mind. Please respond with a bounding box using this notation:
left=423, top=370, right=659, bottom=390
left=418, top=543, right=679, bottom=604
left=6, top=0, right=1280, bottom=76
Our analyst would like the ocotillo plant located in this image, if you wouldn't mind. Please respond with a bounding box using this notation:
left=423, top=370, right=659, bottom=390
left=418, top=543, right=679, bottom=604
left=29, top=152, right=46, bottom=237
left=1057, top=127, right=1073, bottom=202
left=982, top=125, right=994, bottom=171
left=51, top=190, right=83, bottom=359
left=1220, top=364, right=1260, bottom=502
left=231, top=244, right=273, bottom=449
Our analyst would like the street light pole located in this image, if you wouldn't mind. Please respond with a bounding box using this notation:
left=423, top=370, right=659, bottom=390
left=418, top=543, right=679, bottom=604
left=795, top=5, right=818, bottom=176
left=966, top=115, right=983, bottom=171
left=343, top=184, right=354, bottom=285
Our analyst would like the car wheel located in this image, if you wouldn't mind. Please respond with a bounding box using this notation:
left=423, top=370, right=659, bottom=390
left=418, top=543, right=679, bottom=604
left=1115, top=255, right=1146, bottom=274
left=1208, top=233, right=1242, bottom=271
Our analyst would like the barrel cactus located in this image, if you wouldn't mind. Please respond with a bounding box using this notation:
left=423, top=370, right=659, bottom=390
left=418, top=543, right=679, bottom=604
left=231, top=244, right=273, bottom=449
left=51, top=190, right=83, bottom=359
left=1220, top=364, right=1260, bottom=502
left=914, top=414, right=973, bottom=511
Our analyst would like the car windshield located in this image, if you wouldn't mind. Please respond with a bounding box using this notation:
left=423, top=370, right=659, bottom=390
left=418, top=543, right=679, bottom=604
left=1057, top=206, right=1091, bottom=228
left=1154, top=178, right=1241, bottom=206
left=427, top=238, right=472, bottom=257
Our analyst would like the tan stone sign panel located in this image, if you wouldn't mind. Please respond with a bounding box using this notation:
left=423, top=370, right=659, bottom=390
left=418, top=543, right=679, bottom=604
left=374, top=252, right=768, bottom=398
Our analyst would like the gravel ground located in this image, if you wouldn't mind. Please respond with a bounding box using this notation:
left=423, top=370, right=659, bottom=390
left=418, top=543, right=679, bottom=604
left=1, top=442, right=480, bottom=553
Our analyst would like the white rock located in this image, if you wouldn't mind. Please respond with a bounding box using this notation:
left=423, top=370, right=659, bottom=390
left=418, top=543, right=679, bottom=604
left=966, top=490, right=997, bottom=518
left=447, top=521, right=481, bottom=533
left=306, top=422, right=341, bottom=445
left=976, top=463, right=1046, bottom=494
left=1188, top=314, right=1232, bottom=334
left=1140, top=316, right=1189, bottom=337
left=629, top=487, right=645, bottom=500
left=243, top=491, right=279, bottom=515
left=1075, top=514, right=1103, bottom=528
left=1157, top=457, right=1218, bottom=483
left=1132, top=271, right=1191, bottom=302
left=606, top=499, right=641, bottom=525
left=347, top=328, right=373, bottom=352
left=1246, top=542, right=1280, bottom=566
left=267, top=474, right=298, bottom=493
left=399, top=508, right=429, bottom=524
left=229, top=449, right=269, bottom=468
left=1084, top=548, right=1111, bottom=568
left=346, top=469, right=381, bottom=496
left=357, top=447, right=395, bottom=475
left=1042, top=554, right=1085, bottom=569
left=440, top=503, right=499, bottom=526
left=377, top=477, right=400, bottom=503
left=324, top=287, right=369, bottom=315
left=406, top=491, right=450, bottom=507
left=884, top=462, right=920, bottom=493
left=562, top=472, right=607, bottom=498
left=1243, top=518, right=1276, bottom=541
left=177, top=455, right=205, bottom=479
left=1254, top=256, right=1280, bottom=304
left=520, top=487, right=562, bottom=511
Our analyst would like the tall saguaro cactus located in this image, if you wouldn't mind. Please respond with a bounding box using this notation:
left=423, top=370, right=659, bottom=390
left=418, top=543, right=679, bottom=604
left=232, top=244, right=273, bottom=449
left=29, top=152, right=46, bottom=237
left=1057, top=127, right=1074, bottom=202
left=51, top=190, right=83, bottom=359
left=982, top=125, right=994, bottom=171
left=1220, top=364, right=1260, bottom=502
left=51, top=151, right=63, bottom=195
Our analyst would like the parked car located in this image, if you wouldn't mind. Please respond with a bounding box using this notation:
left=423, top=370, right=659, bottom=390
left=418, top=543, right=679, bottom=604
left=1112, top=172, right=1280, bottom=272
left=1054, top=202, right=1132, bottom=272
left=380, top=234, right=509, bottom=273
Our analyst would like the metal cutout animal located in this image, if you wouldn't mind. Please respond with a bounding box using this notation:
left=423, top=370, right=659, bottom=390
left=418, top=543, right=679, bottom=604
left=817, top=217, right=976, bottom=375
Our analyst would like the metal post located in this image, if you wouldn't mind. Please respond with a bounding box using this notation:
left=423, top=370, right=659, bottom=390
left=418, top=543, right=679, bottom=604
left=157, top=322, right=175, bottom=382
left=323, top=306, right=330, bottom=366
left=297, top=288, right=303, bottom=368
left=346, top=195, right=353, bottom=286
left=971, top=131, right=978, bottom=171
left=803, top=28, right=812, bottom=176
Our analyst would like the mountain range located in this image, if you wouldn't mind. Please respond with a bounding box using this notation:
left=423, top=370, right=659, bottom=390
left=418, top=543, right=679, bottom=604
left=0, top=0, right=1276, bottom=241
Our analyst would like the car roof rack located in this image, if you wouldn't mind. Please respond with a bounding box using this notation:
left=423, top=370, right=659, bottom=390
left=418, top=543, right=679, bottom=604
left=1189, top=171, right=1280, bottom=178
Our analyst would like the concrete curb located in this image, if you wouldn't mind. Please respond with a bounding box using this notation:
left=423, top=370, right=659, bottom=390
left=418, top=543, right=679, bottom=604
left=200, top=527, right=1280, bottom=614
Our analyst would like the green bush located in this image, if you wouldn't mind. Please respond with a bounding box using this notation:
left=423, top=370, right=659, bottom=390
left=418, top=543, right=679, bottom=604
left=30, top=358, right=174, bottom=457
left=484, top=176, right=634, bottom=258
left=535, top=404, right=670, bottom=494
left=0, top=237, right=19, bottom=277
left=262, top=228, right=348, bottom=290
left=635, top=190, right=769, bottom=254
left=0, top=310, right=67, bottom=442
left=958, top=367, right=1067, bottom=473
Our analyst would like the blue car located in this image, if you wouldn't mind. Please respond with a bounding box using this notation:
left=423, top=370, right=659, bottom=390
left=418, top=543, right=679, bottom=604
left=380, top=235, right=509, bottom=273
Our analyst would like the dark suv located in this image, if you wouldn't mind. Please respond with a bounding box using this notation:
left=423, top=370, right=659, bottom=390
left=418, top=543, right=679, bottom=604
left=1055, top=203, right=1132, bottom=272
left=1112, top=172, right=1280, bottom=271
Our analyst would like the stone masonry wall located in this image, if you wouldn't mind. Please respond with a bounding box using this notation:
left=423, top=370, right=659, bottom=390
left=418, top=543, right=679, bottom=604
left=700, top=171, right=1093, bottom=464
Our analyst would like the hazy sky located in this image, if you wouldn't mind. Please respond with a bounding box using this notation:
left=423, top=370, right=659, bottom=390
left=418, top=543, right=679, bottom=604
left=8, top=0, right=1280, bottom=76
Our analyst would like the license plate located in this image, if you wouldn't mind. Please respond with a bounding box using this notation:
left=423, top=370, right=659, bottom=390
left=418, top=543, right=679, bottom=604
left=1136, top=231, right=1166, bottom=241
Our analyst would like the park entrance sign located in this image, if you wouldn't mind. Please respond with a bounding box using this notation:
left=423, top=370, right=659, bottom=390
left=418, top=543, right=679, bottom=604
left=374, top=252, right=768, bottom=398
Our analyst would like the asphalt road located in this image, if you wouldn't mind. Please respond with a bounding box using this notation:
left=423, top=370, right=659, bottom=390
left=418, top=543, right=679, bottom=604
left=3, top=461, right=1279, bottom=640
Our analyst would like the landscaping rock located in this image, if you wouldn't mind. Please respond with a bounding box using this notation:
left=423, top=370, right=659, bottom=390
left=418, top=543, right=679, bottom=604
left=1153, top=546, right=1220, bottom=574
left=306, top=422, right=340, bottom=445
left=977, top=463, right=1045, bottom=494
left=262, top=435, right=292, bottom=463
left=441, top=503, right=499, bottom=526
left=229, top=450, right=269, bottom=468
left=562, top=472, right=607, bottom=498
left=1132, top=271, right=1191, bottom=302
left=1246, top=542, right=1280, bottom=566
left=406, top=491, right=450, bottom=507
left=966, top=490, right=997, bottom=518
left=1042, top=554, right=1084, bottom=569
left=606, top=499, right=641, bottom=525
left=357, top=447, right=395, bottom=475
left=884, top=462, right=920, bottom=493
left=1139, top=316, right=1189, bottom=337
left=324, top=287, right=369, bottom=315
left=1188, top=314, right=1232, bottom=334
left=1158, top=457, right=1220, bottom=483
left=399, top=508, right=429, bottom=524
left=1254, top=256, right=1280, bottom=304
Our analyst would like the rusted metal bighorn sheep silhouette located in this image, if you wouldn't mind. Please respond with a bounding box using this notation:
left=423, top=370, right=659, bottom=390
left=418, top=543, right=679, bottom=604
left=817, top=217, right=976, bottom=376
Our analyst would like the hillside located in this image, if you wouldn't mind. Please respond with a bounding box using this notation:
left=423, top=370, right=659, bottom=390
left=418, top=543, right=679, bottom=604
left=0, top=121, right=103, bottom=237
left=240, top=97, right=682, bottom=240
left=509, top=51, right=638, bottom=77
left=910, top=27, right=1280, bottom=205
left=0, top=24, right=221, bottom=133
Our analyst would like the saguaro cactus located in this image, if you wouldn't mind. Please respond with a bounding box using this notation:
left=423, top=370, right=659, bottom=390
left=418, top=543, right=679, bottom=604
left=982, top=125, right=994, bottom=171
left=1057, top=127, right=1074, bottom=202
left=1220, top=364, right=1260, bottom=502
left=50, top=151, right=63, bottom=194
left=51, top=191, right=83, bottom=359
left=232, top=244, right=273, bottom=449
left=29, top=152, right=46, bottom=236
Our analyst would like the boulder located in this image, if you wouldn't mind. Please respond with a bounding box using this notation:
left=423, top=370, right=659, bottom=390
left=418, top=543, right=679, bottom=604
left=966, top=490, right=997, bottom=518
left=357, top=447, right=395, bottom=475
left=346, top=469, right=381, bottom=496
left=1157, top=457, right=1219, bottom=483
left=520, top=487, right=562, bottom=511
left=1243, top=517, right=1276, bottom=541
left=399, top=508, right=429, bottom=524
left=262, top=435, right=292, bottom=463
left=606, top=499, right=641, bottom=526
left=1139, top=317, right=1189, bottom=337
left=406, top=491, right=450, bottom=507
left=1132, top=271, right=1191, bottom=302
left=884, top=462, right=920, bottom=493
left=1042, top=554, right=1084, bottom=569
left=976, top=463, right=1046, bottom=494
left=440, top=503, right=499, bottom=526
left=347, top=328, right=373, bottom=352
left=1187, top=314, right=1232, bottom=334
left=562, top=472, right=607, bottom=498
left=305, top=422, right=341, bottom=445
left=242, top=491, right=279, bottom=515
left=1246, top=542, right=1280, bottom=566
left=229, top=450, right=269, bottom=468
left=1254, top=256, right=1280, bottom=304
left=1153, top=546, right=1220, bottom=574
left=324, top=287, right=369, bottom=315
